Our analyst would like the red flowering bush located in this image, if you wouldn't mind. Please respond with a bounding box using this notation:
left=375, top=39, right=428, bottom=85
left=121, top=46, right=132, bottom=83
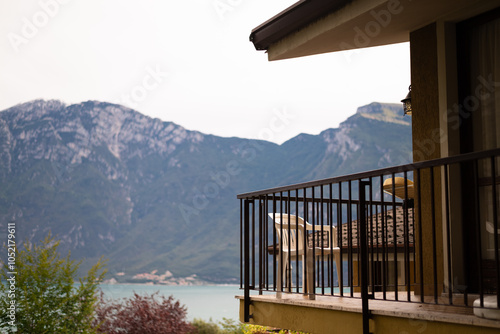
left=95, top=292, right=196, bottom=334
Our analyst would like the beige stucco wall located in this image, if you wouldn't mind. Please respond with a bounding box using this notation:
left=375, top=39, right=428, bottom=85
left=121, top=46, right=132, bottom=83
left=410, top=23, right=445, bottom=298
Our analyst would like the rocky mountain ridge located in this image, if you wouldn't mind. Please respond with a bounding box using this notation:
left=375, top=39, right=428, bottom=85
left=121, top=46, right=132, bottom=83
left=0, top=100, right=411, bottom=283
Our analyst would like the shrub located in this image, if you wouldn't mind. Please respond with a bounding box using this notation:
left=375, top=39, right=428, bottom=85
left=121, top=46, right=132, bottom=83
left=191, top=317, right=244, bottom=334
left=191, top=318, right=221, bottom=334
left=242, top=324, right=309, bottom=334
left=242, top=324, right=270, bottom=334
left=95, top=291, right=196, bottom=334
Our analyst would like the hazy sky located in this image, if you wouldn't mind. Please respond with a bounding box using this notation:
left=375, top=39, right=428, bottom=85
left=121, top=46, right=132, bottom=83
left=0, top=0, right=410, bottom=144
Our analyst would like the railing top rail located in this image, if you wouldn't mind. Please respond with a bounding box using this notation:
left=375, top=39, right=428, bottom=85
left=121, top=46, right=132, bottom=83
left=237, top=148, right=500, bottom=199
left=251, top=195, right=404, bottom=206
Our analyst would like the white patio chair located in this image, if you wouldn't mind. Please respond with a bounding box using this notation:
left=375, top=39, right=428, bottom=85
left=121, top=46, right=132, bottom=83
left=269, top=213, right=341, bottom=296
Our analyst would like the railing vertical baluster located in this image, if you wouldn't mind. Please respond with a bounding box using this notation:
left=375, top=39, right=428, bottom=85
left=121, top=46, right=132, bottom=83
left=430, top=167, right=438, bottom=304
left=375, top=203, right=380, bottom=295
left=360, top=180, right=371, bottom=334
left=369, top=178, right=375, bottom=295
left=411, top=172, right=417, bottom=292
left=338, top=182, right=344, bottom=297
left=380, top=175, right=387, bottom=300
left=263, top=197, right=267, bottom=292
left=391, top=172, right=398, bottom=300
left=416, top=169, right=424, bottom=302
left=491, top=157, right=500, bottom=309
left=303, top=187, right=309, bottom=296
left=326, top=186, right=331, bottom=291
left=251, top=200, right=256, bottom=290
left=258, top=197, right=263, bottom=294
left=474, top=159, right=484, bottom=307
left=244, top=199, right=251, bottom=322
left=287, top=194, right=292, bottom=293
left=265, top=195, right=269, bottom=291
left=329, top=183, right=334, bottom=295
left=355, top=185, right=361, bottom=293
left=295, top=190, right=300, bottom=293
left=321, top=185, right=325, bottom=295
left=240, top=199, right=243, bottom=290
left=348, top=180, right=353, bottom=297
left=444, top=165, right=452, bottom=305
left=272, top=195, right=277, bottom=292
left=279, top=193, right=283, bottom=292
left=312, top=187, right=316, bottom=294
left=404, top=172, right=411, bottom=302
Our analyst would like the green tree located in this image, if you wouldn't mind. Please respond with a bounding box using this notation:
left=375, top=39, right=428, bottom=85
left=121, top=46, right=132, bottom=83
left=0, top=233, right=106, bottom=333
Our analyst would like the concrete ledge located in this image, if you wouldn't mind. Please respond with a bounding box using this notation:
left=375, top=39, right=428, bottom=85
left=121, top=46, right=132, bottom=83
left=237, top=293, right=500, bottom=333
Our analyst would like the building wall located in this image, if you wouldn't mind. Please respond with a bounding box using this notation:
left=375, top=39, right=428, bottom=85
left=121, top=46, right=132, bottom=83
left=410, top=23, right=445, bottom=297
left=411, top=23, right=442, bottom=163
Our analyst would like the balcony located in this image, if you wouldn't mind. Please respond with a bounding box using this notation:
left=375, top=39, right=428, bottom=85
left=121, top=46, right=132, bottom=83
left=237, top=148, right=500, bottom=334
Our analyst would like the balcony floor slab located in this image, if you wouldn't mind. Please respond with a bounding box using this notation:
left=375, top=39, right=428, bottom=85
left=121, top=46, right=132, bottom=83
left=237, top=292, right=500, bottom=333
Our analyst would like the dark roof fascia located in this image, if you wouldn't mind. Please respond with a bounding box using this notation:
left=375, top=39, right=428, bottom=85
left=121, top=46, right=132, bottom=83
left=250, top=0, right=352, bottom=51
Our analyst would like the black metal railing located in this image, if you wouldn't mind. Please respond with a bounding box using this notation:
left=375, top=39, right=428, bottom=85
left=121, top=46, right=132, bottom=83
left=239, top=148, right=500, bottom=323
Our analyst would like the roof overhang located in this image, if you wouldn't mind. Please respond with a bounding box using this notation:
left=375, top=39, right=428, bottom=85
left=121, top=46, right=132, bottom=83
left=249, top=0, right=352, bottom=51
left=250, top=0, right=500, bottom=61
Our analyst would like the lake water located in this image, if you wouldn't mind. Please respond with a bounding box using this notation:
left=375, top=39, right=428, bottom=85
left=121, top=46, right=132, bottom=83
left=100, top=284, right=242, bottom=323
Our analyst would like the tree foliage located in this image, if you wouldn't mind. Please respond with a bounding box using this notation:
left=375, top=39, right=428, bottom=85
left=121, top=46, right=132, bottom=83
left=95, top=292, right=196, bottom=334
left=0, top=233, right=106, bottom=333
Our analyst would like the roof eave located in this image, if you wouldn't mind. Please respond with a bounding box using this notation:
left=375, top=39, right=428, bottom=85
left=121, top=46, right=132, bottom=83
left=249, top=0, right=352, bottom=51
left=251, top=0, right=500, bottom=61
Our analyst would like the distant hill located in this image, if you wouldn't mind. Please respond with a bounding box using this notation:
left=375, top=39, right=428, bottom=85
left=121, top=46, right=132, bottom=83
left=0, top=100, right=411, bottom=283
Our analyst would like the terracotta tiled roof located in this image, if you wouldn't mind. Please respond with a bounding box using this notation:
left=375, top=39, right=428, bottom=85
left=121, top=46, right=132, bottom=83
left=270, top=207, right=415, bottom=254
left=341, top=207, right=414, bottom=247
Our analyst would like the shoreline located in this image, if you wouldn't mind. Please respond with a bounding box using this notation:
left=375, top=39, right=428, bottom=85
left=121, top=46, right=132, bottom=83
left=100, top=282, right=240, bottom=287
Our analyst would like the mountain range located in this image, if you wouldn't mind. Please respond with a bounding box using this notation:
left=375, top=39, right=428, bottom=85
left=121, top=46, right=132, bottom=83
left=0, top=100, right=411, bottom=283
